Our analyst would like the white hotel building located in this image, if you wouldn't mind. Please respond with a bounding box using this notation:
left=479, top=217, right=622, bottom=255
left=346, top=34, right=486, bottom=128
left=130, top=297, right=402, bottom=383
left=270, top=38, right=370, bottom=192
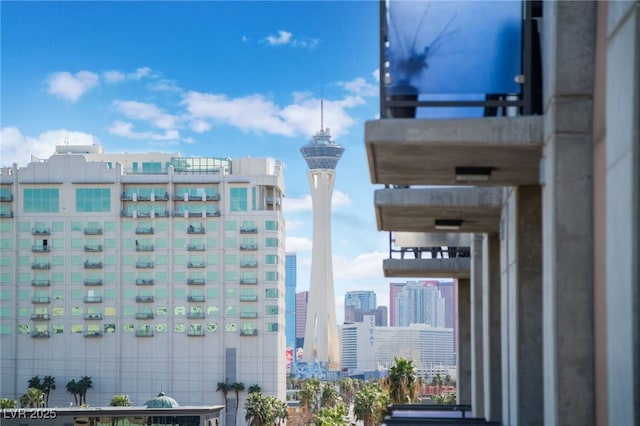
left=0, top=144, right=286, bottom=407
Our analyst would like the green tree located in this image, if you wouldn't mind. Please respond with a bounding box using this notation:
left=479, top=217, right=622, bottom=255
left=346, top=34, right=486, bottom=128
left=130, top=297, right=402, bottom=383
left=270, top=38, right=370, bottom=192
left=20, top=388, right=44, bottom=408
left=109, top=394, right=132, bottom=406
left=338, top=377, right=357, bottom=406
left=77, top=376, right=93, bottom=405
left=298, top=378, right=322, bottom=423
left=42, top=376, right=56, bottom=407
left=353, top=382, right=389, bottom=426
left=1, top=398, right=17, bottom=408
left=313, top=402, right=352, bottom=426
left=28, top=376, right=42, bottom=391
left=384, top=357, right=419, bottom=404
left=66, top=379, right=79, bottom=405
left=244, top=392, right=287, bottom=426
left=320, top=383, right=339, bottom=409
left=248, top=384, right=262, bottom=394
left=232, top=382, right=245, bottom=426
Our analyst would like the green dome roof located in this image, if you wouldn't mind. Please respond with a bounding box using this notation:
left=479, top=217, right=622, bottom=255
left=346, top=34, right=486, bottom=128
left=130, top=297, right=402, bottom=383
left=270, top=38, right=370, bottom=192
left=144, top=392, right=179, bottom=408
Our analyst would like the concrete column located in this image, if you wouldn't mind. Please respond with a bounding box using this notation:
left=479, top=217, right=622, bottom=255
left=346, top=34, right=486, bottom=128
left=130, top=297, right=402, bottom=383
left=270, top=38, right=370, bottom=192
left=470, top=234, right=484, bottom=417
left=604, top=3, right=640, bottom=426
left=483, top=233, right=501, bottom=421
left=501, top=186, right=542, bottom=426
left=542, top=2, right=596, bottom=425
left=456, top=278, right=471, bottom=405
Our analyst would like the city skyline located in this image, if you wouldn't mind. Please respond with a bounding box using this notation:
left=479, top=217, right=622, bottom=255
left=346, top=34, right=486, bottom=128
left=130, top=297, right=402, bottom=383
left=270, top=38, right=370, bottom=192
left=0, top=1, right=423, bottom=324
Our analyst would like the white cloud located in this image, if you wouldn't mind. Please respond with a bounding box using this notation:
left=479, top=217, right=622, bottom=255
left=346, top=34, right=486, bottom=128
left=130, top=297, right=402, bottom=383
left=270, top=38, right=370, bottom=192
left=266, top=30, right=292, bottom=45
left=285, top=236, right=313, bottom=253
left=108, top=120, right=182, bottom=141
left=333, top=251, right=387, bottom=280
left=283, top=190, right=351, bottom=213
left=0, top=127, right=96, bottom=167
left=284, top=218, right=305, bottom=231
left=114, top=100, right=179, bottom=130
left=337, top=77, right=379, bottom=97
left=104, top=67, right=152, bottom=83
left=47, top=71, right=99, bottom=102
left=262, top=30, right=319, bottom=49
left=189, top=120, right=211, bottom=133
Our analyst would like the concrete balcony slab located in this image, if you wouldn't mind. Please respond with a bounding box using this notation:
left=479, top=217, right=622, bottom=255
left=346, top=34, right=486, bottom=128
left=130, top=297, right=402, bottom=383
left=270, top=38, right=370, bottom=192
left=383, top=258, right=470, bottom=279
left=375, top=187, right=503, bottom=233
left=366, top=116, right=543, bottom=186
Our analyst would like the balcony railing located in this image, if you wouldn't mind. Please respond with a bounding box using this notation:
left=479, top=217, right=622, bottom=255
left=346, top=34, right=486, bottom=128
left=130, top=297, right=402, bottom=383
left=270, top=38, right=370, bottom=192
left=31, top=296, right=51, bottom=304
left=187, top=329, right=205, bottom=336
left=240, top=312, right=258, bottom=319
left=84, top=313, right=103, bottom=320
left=31, top=279, right=51, bottom=287
left=84, top=227, right=103, bottom=235
left=121, top=210, right=134, bottom=218
left=84, top=245, right=103, bottom=252
left=136, top=295, right=154, bottom=303
left=186, top=226, right=205, bottom=234
left=135, top=312, right=154, bottom=320
left=135, top=278, right=154, bottom=286
left=205, top=210, right=221, bottom=217
left=31, top=262, right=51, bottom=270
left=240, top=244, right=258, bottom=251
left=240, top=329, right=258, bottom=336
left=31, top=228, right=50, bottom=235
left=0, top=211, right=13, bottom=218
left=187, top=295, right=205, bottom=302
left=135, top=227, right=154, bottom=235
left=84, top=296, right=103, bottom=303
left=240, top=278, right=258, bottom=285
left=135, top=330, right=154, bottom=337
left=136, top=261, right=154, bottom=268
left=186, top=312, right=205, bottom=319
left=84, top=261, right=103, bottom=269
left=155, top=210, right=168, bottom=217
left=240, top=226, right=258, bottom=234
left=121, top=192, right=133, bottom=201
left=186, top=243, right=205, bottom=251
left=31, top=330, right=50, bottom=338
left=187, top=278, right=205, bottom=285
left=31, top=246, right=50, bottom=252
left=206, top=194, right=220, bottom=201
left=84, top=331, right=102, bottom=338
left=240, top=261, right=258, bottom=268
left=0, top=194, right=13, bottom=201
left=240, top=295, right=258, bottom=302
left=31, top=314, right=50, bottom=321
left=84, top=279, right=103, bottom=286
left=135, top=244, right=154, bottom=252
left=187, top=262, right=205, bottom=268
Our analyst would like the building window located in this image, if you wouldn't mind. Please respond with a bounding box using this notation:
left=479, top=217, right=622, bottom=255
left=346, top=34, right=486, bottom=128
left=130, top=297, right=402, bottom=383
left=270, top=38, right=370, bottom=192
left=265, top=237, right=278, bottom=248
left=76, top=188, right=111, bottom=212
left=265, top=323, right=278, bottom=332
left=265, top=220, right=278, bottom=231
left=265, top=254, right=278, bottom=265
left=265, top=271, right=278, bottom=281
left=24, top=188, right=59, bottom=213
left=265, top=288, right=278, bottom=298
left=230, top=187, right=248, bottom=212
left=265, top=305, right=278, bottom=315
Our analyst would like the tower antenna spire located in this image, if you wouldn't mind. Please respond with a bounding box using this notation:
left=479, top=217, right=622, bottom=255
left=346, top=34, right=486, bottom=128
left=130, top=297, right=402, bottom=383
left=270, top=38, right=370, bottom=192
left=320, top=100, right=324, bottom=131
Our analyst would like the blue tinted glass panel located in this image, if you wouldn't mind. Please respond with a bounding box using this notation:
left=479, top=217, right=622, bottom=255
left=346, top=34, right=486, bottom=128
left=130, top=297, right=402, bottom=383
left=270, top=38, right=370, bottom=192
left=230, top=188, right=247, bottom=212
left=23, top=189, right=59, bottom=213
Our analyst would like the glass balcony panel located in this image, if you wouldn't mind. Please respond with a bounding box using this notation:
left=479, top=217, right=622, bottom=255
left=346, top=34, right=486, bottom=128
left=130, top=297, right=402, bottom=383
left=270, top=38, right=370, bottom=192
left=84, top=261, right=103, bottom=269
left=187, top=295, right=205, bottom=302
left=135, top=227, right=154, bottom=235
left=135, top=312, right=154, bottom=319
left=187, top=278, right=205, bottom=285
left=240, top=261, right=258, bottom=268
left=84, top=227, right=103, bottom=235
left=187, top=225, right=205, bottom=234
left=84, top=245, right=103, bottom=252
left=239, top=244, right=257, bottom=251
left=31, top=313, right=50, bottom=320
left=240, top=226, right=258, bottom=233
left=84, top=331, right=102, bottom=337
left=240, top=329, right=258, bottom=336
left=84, top=296, right=103, bottom=303
left=84, top=313, right=103, bottom=320
left=31, top=262, right=51, bottom=270
left=135, top=244, right=154, bottom=252
left=135, top=330, right=154, bottom=337
left=187, top=329, right=205, bottom=336
left=32, top=228, right=50, bottom=235
left=187, top=312, right=205, bottom=319
left=240, top=312, right=258, bottom=319
left=187, top=262, right=205, bottom=268
left=136, top=295, right=154, bottom=303
left=84, top=279, right=103, bottom=286
left=240, top=278, right=258, bottom=285
left=31, top=245, right=50, bottom=252
left=31, top=330, right=50, bottom=338
left=135, top=278, right=154, bottom=286
left=31, top=296, right=51, bottom=303
left=135, top=261, right=154, bottom=268
left=32, top=279, right=51, bottom=287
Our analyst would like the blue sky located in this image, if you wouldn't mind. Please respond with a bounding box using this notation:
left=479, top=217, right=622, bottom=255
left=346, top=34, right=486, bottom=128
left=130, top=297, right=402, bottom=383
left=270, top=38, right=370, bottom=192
left=0, top=0, right=407, bottom=323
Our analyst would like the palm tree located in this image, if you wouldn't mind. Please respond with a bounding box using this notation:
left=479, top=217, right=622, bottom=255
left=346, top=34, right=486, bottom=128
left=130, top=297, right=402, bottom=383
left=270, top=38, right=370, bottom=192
left=353, top=382, right=389, bottom=426
left=273, top=397, right=288, bottom=426
left=320, top=383, right=339, bottom=409
left=28, top=376, right=42, bottom=391
left=20, top=388, right=44, bottom=408
left=217, top=379, right=232, bottom=426
left=42, top=376, right=56, bottom=407
left=385, top=357, right=419, bottom=404
left=77, top=376, right=93, bottom=405
left=338, top=377, right=357, bottom=406
left=248, top=384, right=262, bottom=394
left=1, top=398, right=17, bottom=408
left=313, top=402, right=351, bottom=426
left=66, top=379, right=79, bottom=405
left=109, top=394, right=132, bottom=406
left=232, top=382, right=245, bottom=426
left=297, top=378, right=321, bottom=423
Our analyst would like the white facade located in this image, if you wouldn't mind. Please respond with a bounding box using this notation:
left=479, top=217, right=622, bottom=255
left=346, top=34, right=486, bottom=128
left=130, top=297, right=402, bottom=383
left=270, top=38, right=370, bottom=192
left=340, top=316, right=455, bottom=377
left=396, top=281, right=446, bottom=327
left=0, top=145, right=286, bottom=411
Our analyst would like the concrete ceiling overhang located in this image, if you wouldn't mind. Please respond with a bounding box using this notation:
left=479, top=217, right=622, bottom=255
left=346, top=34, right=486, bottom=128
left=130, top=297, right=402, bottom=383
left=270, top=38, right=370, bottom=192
left=375, top=187, right=503, bottom=233
left=383, top=258, right=470, bottom=279
left=365, top=116, right=543, bottom=186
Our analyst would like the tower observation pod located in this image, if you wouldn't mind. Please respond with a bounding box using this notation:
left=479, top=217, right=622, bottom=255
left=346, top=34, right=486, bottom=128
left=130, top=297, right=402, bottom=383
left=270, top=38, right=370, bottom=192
left=300, top=121, right=344, bottom=369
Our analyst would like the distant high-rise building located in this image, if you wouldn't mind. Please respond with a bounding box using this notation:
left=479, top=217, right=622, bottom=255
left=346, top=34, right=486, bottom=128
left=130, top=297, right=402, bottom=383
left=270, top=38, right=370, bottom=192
left=295, top=291, right=309, bottom=349
left=436, top=280, right=456, bottom=352
left=345, top=290, right=377, bottom=311
left=389, top=282, right=406, bottom=326
left=285, top=253, right=297, bottom=349
left=300, top=115, right=344, bottom=367
left=346, top=306, right=388, bottom=326
left=396, top=281, right=445, bottom=327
